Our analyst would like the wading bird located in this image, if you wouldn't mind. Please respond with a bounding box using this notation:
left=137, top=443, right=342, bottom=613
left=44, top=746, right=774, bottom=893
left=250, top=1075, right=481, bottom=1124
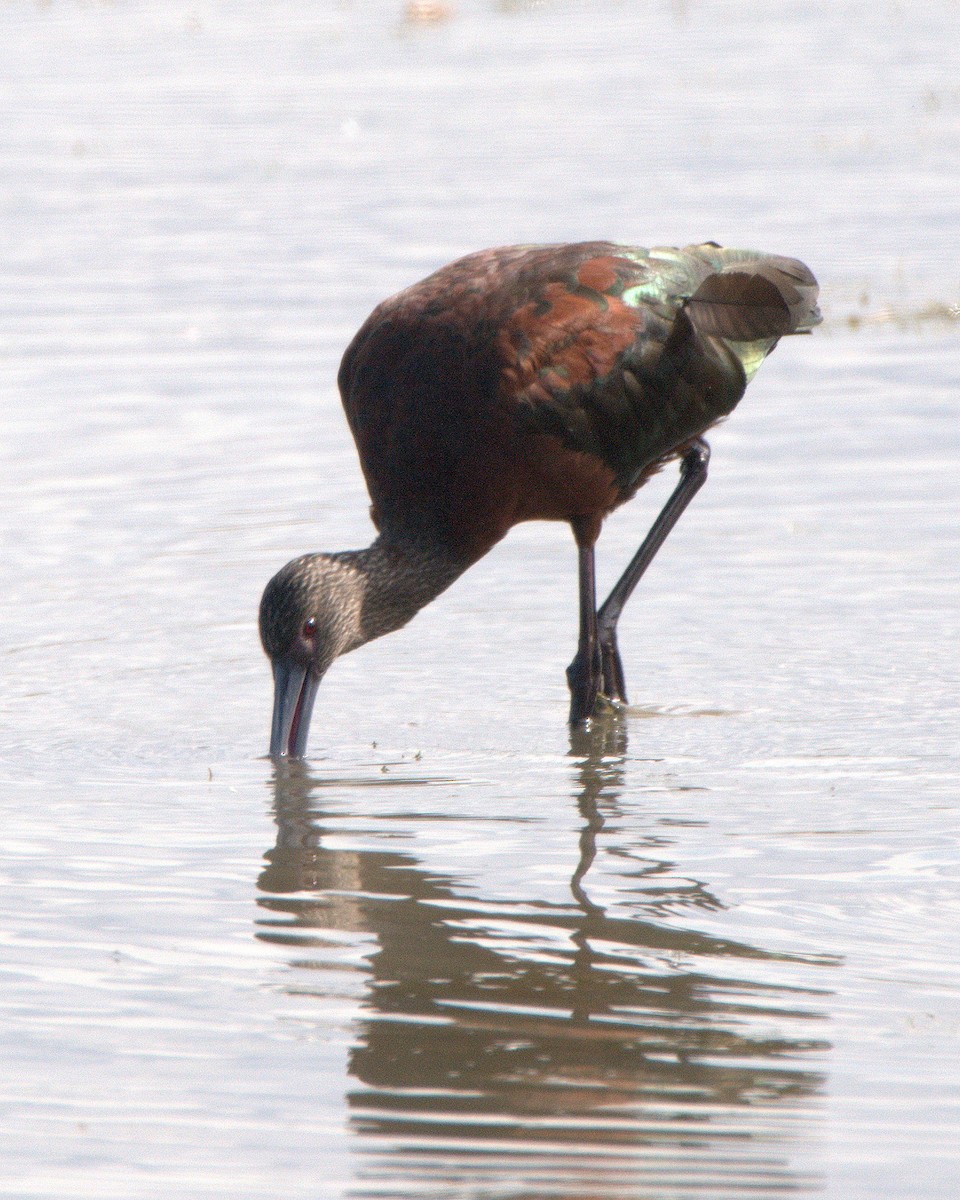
left=260, top=241, right=819, bottom=758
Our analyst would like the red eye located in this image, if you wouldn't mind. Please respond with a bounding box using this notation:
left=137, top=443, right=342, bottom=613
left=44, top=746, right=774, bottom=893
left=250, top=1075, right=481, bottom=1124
left=302, top=618, right=317, bottom=639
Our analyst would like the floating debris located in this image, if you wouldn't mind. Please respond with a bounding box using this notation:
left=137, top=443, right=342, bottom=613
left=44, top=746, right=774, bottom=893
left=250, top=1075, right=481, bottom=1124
left=841, top=301, right=960, bottom=331
left=403, top=1, right=454, bottom=23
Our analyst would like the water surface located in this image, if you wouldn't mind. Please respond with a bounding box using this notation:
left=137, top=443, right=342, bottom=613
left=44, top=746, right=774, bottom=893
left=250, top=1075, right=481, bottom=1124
left=1, top=2, right=959, bottom=1197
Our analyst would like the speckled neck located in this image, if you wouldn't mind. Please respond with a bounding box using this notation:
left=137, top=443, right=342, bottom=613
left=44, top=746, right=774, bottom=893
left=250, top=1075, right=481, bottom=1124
left=335, top=536, right=468, bottom=649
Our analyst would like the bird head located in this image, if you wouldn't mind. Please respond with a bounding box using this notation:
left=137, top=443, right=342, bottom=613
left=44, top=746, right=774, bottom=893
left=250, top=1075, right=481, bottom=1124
left=258, top=554, right=363, bottom=759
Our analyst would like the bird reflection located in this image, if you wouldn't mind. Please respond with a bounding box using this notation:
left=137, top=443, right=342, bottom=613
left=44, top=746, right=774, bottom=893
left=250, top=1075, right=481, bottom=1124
left=257, top=731, right=834, bottom=1196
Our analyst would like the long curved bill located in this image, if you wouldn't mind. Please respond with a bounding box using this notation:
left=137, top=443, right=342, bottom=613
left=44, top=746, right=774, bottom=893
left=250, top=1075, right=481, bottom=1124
left=269, top=660, right=321, bottom=760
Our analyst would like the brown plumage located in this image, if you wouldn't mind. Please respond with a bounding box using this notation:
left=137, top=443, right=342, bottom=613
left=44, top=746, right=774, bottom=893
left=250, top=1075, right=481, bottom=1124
left=260, top=241, right=820, bottom=758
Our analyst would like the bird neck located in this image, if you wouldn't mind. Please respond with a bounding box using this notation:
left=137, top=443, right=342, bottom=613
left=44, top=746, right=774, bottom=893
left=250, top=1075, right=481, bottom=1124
left=336, top=536, right=468, bottom=649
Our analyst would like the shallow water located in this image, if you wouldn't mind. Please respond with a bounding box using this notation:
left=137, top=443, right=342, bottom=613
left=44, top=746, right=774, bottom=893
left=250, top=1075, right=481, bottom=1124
left=2, top=2, right=959, bottom=1198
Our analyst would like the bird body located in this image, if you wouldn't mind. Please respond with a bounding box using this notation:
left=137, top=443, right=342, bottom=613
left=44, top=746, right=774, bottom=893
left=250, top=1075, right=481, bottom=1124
left=260, top=241, right=820, bottom=758
left=339, top=241, right=816, bottom=561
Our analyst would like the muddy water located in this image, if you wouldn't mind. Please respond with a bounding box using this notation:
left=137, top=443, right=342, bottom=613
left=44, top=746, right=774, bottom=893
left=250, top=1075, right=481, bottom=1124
left=2, top=2, right=959, bottom=1198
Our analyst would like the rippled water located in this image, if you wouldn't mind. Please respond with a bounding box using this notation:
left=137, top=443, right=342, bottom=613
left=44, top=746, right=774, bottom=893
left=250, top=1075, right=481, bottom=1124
left=2, top=2, right=959, bottom=1198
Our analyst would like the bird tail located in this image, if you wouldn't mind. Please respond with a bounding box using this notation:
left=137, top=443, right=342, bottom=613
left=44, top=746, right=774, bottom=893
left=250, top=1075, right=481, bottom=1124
left=683, top=245, right=821, bottom=341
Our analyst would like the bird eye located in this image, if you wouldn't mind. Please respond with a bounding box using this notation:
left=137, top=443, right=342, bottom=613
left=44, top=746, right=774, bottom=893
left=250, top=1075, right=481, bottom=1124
left=302, top=618, right=317, bottom=639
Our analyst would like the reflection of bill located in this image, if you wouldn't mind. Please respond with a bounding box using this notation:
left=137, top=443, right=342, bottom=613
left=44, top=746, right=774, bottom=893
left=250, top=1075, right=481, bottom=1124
left=950, top=303, right=960, bottom=317
left=258, top=739, right=837, bottom=1198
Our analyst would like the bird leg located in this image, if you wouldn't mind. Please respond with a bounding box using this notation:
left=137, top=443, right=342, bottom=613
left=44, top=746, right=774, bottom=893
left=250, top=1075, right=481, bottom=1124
left=566, top=520, right=603, bottom=725
left=597, top=438, right=711, bottom=704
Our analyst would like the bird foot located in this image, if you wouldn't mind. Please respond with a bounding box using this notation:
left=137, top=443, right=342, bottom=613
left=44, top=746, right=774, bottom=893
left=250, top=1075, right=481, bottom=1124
left=599, top=638, right=627, bottom=705
left=566, top=648, right=602, bottom=726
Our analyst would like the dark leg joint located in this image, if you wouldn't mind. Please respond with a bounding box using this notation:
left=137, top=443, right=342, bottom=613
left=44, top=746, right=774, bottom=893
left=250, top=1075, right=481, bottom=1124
left=680, top=436, right=710, bottom=483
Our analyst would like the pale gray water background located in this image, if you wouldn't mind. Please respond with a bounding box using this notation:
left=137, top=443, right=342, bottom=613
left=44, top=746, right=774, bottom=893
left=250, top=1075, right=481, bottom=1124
left=1, top=1, right=959, bottom=1197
